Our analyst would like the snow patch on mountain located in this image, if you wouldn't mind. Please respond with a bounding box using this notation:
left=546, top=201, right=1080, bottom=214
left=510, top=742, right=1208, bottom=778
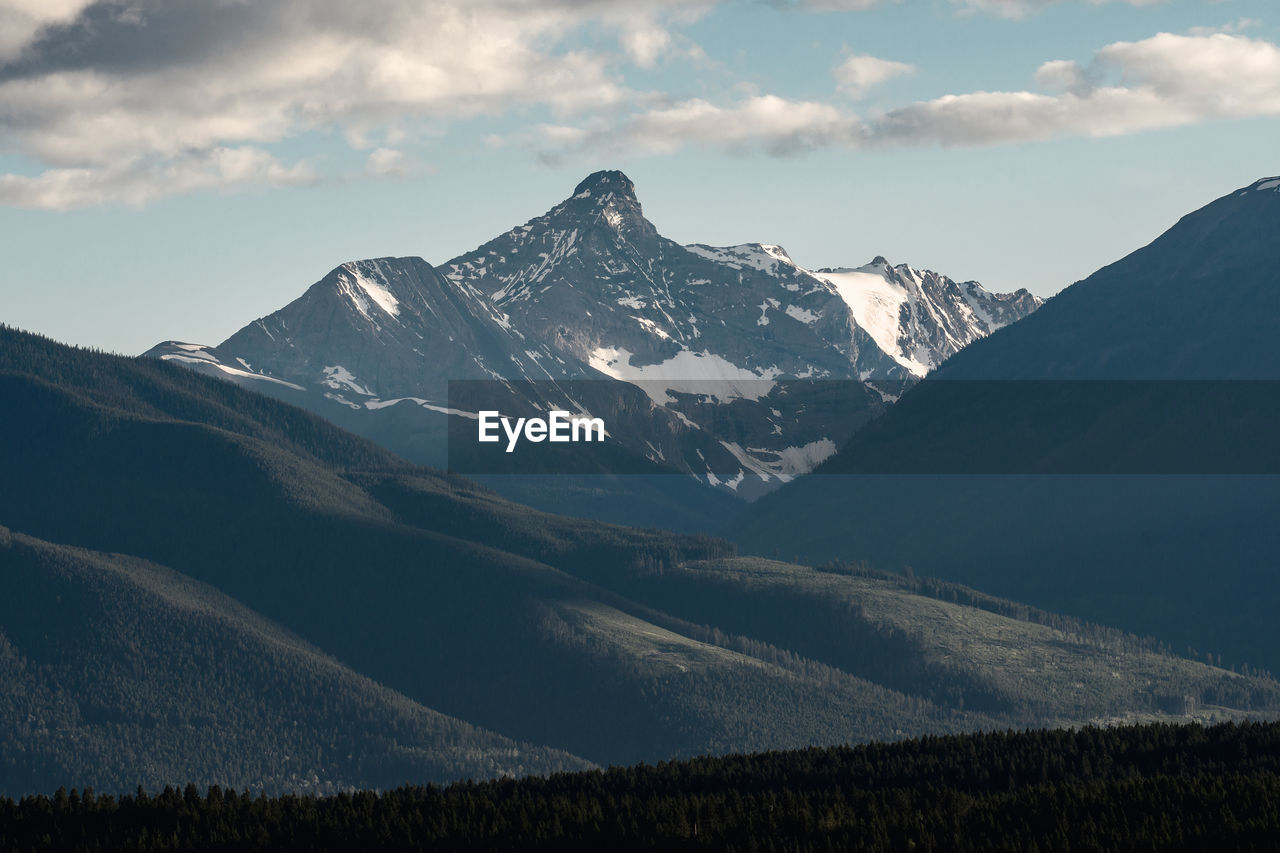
left=712, top=437, right=841, bottom=486
left=805, top=258, right=1042, bottom=377
left=958, top=281, right=997, bottom=329
left=336, top=261, right=401, bottom=320
left=590, top=346, right=781, bottom=404
left=814, top=264, right=924, bottom=374
left=770, top=438, right=839, bottom=477
left=149, top=342, right=308, bottom=391
left=684, top=243, right=798, bottom=274
left=784, top=305, right=821, bottom=325
left=363, top=397, right=480, bottom=419
left=322, top=365, right=375, bottom=397
left=758, top=298, right=780, bottom=326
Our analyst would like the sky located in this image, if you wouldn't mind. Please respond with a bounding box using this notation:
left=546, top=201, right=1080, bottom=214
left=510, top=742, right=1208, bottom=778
left=1, top=0, right=1277, bottom=355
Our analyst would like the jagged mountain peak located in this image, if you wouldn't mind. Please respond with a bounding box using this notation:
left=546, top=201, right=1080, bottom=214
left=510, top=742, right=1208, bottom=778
left=556, top=170, right=652, bottom=242
left=454, top=171, right=652, bottom=267
left=328, top=257, right=418, bottom=321
left=802, top=258, right=1042, bottom=377
left=572, top=169, right=637, bottom=200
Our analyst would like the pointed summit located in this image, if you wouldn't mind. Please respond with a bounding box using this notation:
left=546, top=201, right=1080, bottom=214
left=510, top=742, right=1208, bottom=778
left=559, top=169, right=654, bottom=246
left=572, top=170, right=637, bottom=200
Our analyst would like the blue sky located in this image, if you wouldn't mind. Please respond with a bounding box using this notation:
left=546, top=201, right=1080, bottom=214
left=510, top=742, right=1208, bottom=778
left=1, top=0, right=1277, bottom=354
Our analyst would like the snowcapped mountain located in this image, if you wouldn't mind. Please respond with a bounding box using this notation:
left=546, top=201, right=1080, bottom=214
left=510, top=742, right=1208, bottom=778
left=808, top=258, right=1043, bottom=377
left=146, top=170, right=1039, bottom=511
left=443, top=171, right=897, bottom=389
left=215, top=256, right=578, bottom=399
left=447, top=169, right=1037, bottom=389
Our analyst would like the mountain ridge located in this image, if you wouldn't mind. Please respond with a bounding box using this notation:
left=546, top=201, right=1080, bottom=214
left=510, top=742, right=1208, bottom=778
left=145, top=170, right=1038, bottom=516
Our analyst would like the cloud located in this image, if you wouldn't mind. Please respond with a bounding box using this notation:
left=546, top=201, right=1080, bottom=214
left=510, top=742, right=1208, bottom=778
left=3, top=0, right=1275, bottom=210
left=951, top=0, right=1167, bottom=19
left=535, top=95, right=859, bottom=162
left=535, top=32, right=1280, bottom=158
left=0, top=0, right=701, bottom=208
left=362, top=146, right=435, bottom=179
left=834, top=54, right=915, bottom=99
left=1187, top=18, right=1261, bottom=38
left=777, top=0, right=1163, bottom=15
left=0, top=0, right=95, bottom=62
left=773, top=0, right=883, bottom=9
left=0, top=147, right=315, bottom=210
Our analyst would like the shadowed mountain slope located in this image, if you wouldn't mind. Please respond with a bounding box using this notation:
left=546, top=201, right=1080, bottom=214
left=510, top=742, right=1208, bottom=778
left=0, top=526, right=590, bottom=796
left=3, top=323, right=1276, bottom=793
left=730, top=177, right=1280, bottom=672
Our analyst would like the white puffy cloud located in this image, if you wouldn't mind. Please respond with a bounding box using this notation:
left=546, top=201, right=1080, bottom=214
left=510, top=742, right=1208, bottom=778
left=780, top=0, right=883, bottom=9
left=834, top=54, right=915, bottom=99
left=1034, top=59, right=1093, bottom=96
left=1187, top=18, right=1260, bottom=38
left=0, top=147, right=316, bottom=210
left=535, top=95, right=859, bottom=161
left=537, top=33, right=1280, bottom=157
left=365, top=148, right=409, bottom=179
left=952, top=0, right=1166, bottom=19
left=781, top=0, right=1162, bottom=14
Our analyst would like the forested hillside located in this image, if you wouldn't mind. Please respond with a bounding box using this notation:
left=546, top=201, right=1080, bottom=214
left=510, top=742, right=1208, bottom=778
left=2, top=323, right=1276, bottom=793
left=5, top=721, right=1280, bottom=851
left=0, top=527, right=588, bottom=794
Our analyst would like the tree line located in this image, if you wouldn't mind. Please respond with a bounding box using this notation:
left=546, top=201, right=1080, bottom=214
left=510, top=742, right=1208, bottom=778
left=4, top=721, right=1280, bottom=851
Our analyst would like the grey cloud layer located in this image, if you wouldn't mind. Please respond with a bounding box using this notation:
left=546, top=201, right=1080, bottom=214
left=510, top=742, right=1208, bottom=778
left=0, top=0, right=697, bottom=208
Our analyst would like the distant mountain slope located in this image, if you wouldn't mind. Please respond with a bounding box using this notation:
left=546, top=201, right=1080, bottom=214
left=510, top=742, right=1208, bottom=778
left=925, top=175, right=1280, bottom=381
left=5, top=323, right=1274, bottom=793
left=2, top=329, right=974, bottom=765
left=730, top=176, right=1280, bottom=672
left=215, top=256, right=563, bottom=400
left=145, top=170, right=1037, bottom=514
left=0, top=526, right=589, bottom=796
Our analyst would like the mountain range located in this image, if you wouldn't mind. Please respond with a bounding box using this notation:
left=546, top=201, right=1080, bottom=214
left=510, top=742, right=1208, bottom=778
left=145, top=170, right=1038, bottom=516
left=3, top=172, right=1277, bottom=797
